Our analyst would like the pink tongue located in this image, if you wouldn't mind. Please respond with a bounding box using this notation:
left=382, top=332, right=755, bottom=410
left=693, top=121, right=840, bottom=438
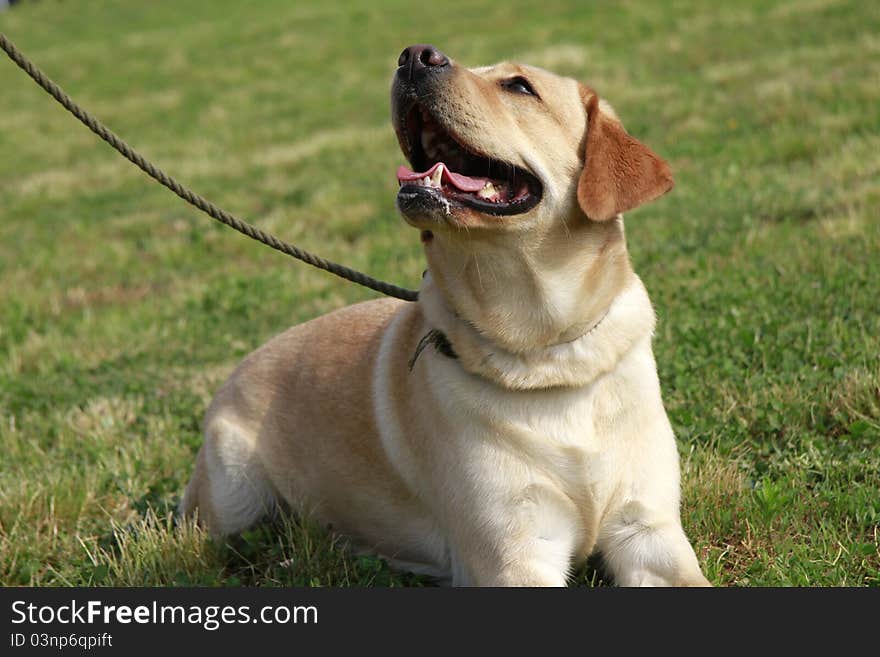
left=396, top=162, right=490, bottom=193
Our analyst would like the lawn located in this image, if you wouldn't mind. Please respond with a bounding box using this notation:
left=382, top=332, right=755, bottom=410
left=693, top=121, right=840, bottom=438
left=0, top=0, right=877, bottom=586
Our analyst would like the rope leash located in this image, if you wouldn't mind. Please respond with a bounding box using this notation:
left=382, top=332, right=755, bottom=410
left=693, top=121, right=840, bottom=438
left=0, top=33, right=419, bottom=302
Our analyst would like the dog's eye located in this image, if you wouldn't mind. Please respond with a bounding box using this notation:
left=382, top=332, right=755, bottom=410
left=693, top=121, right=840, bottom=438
left=502, top=77, right=537, bottom=97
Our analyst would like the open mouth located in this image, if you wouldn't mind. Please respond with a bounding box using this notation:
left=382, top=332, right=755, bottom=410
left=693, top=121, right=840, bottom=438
left=396, top=105, right=542, bottom=216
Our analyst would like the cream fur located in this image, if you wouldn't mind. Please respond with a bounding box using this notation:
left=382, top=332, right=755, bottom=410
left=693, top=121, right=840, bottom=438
left=180, top=51, right=710, bottom=587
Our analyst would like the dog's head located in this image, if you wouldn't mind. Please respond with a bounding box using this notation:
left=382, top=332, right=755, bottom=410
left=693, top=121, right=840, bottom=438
left=391, top=44, right=673, bottom=237
left=391, top=45, right=673, bottom=350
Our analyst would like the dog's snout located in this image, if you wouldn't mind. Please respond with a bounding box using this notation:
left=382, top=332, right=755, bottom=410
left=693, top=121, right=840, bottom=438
left=397, top=44, right=449, bottom=80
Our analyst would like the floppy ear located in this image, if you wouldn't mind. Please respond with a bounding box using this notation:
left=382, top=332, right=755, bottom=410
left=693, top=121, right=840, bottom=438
left=577, top=91, right=674, bottom=222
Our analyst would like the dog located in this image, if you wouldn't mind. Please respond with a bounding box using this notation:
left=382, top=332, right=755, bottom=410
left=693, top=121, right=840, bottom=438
left=180, top=44, right=711, bottom=587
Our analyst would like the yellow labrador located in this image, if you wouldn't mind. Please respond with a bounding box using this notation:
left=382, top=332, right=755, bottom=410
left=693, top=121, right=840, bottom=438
left=181, top=45, right=710, bottom=587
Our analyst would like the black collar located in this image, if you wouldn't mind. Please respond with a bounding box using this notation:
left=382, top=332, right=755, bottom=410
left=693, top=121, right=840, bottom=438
left=408, top=329, right=458, bottom=371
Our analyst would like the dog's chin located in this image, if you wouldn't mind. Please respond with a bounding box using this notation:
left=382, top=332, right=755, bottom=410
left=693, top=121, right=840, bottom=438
left=396, top=184, right=463, bottom=227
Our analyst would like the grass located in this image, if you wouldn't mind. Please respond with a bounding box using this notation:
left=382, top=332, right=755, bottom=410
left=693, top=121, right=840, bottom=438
left=0, top=0, right=878, bottom=587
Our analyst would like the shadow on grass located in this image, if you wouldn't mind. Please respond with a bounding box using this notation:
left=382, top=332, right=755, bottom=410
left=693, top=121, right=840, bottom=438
left=94, top=497, right=435, bottom=587
left=95, top=495, right=611, bottom=587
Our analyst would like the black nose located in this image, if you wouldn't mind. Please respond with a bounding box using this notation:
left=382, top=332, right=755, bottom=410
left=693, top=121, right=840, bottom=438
left=397, top=44, right=449, bottom=80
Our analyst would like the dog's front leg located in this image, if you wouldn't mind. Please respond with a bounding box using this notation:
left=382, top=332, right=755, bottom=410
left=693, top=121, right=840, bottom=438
left=595, top=500, right=710, bottom=587
left=452, top=538, right=574, bottom=587
left=448, top=490, right=581, bottom=587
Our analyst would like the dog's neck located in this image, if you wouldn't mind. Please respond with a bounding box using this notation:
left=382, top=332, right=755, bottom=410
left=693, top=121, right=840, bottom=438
left=423, top=216, right=633, bottom=347
left=418, top=218, right=657, bottom=389
left=419, top=271, right=656, bottom=390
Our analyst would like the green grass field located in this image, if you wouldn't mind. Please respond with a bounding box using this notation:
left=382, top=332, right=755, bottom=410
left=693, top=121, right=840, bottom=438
left=1, top=0, right=878, bottom=586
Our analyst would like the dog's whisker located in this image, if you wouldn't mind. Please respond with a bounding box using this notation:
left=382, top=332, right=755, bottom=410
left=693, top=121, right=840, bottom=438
left=472, top=250, right=484, bottom=293
left=561, top=215, right=573, bottom=241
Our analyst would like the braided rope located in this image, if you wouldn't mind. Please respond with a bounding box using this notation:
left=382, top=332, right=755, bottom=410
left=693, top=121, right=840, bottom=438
left=0, top=33, right=419, bottom=302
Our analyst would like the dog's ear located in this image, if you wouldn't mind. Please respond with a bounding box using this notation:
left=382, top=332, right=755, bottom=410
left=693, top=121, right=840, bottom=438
left=577, top=90, right=674, bottom=222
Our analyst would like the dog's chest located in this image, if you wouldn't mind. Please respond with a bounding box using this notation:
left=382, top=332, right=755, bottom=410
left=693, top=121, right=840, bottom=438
left=437, top=365, right=628, bottom=501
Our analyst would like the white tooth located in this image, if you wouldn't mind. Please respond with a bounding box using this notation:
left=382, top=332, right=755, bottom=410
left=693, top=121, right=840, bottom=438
left=431, top=164, right=444, bottom=187
left=477, top=182, right=497, bottom=199
left=422, top=176, right=430, bottom=186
